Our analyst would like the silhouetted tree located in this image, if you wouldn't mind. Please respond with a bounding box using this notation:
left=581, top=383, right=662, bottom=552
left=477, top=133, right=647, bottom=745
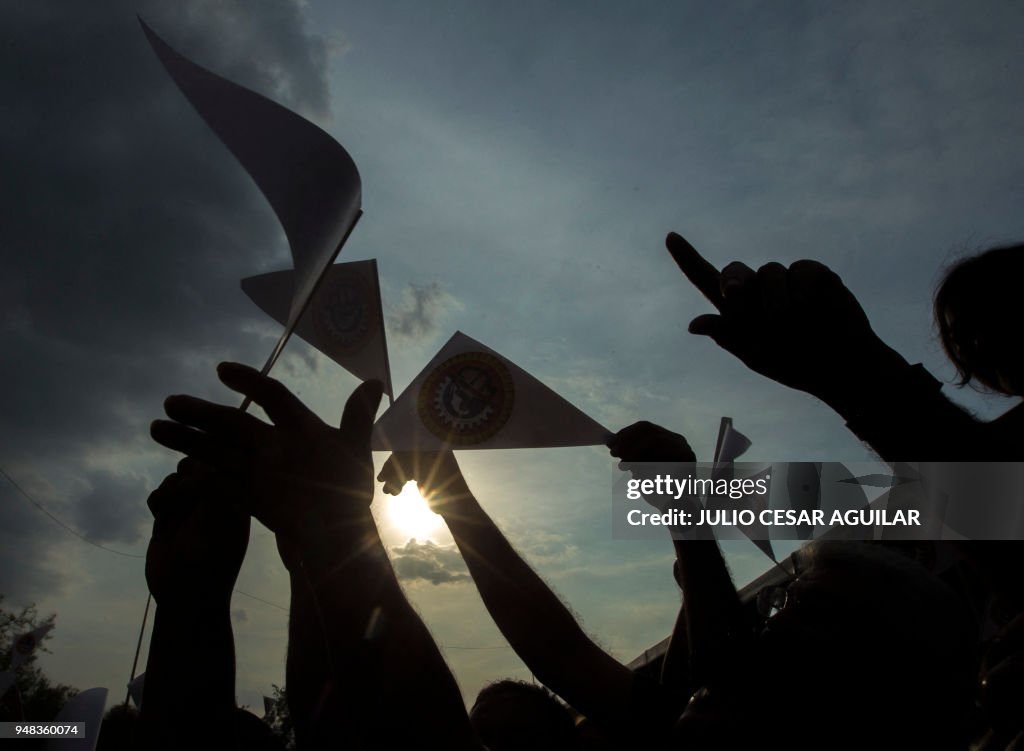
left=0, top=594, right=78, bottom=722
left=262, top=684, right=296, bottom=750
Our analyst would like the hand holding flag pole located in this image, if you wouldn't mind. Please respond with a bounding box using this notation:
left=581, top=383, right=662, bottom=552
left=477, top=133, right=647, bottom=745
left=135, top=19, right=368, bottom=710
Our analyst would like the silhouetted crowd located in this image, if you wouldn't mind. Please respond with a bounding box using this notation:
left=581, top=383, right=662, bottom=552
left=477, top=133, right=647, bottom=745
left=133, top=239, right=1024, bottom=749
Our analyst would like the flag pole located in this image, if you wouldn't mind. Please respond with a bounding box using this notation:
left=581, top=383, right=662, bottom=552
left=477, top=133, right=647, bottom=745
left=369, top=258, right=395, bottom=407
left=240, top=211, right=364, bottom=411
left=125, top=593, right=151, bottom=707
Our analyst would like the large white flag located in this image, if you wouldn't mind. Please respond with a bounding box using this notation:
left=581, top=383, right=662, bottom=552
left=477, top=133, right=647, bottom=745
left=372, top=332, right=610, bottom=450
left=141, top=20, right=362, bottom=373
left=242, top=261, right=393, bottom=399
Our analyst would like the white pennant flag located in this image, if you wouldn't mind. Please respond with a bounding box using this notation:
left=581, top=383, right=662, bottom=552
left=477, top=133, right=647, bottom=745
left=10, top=622, right=53, bottom=669
left=372, top=332, right=610, bottom=450
left=45, top=687, right=108, bottom=751
left=242, top=260, right=393, bottom=399
left=710, top=417, right=774, bottom=560
left=713, top=417, right=752, bottom=466
left=141, top=20, right=363, bottom=375
left=127, top=672, right=146, bottom=710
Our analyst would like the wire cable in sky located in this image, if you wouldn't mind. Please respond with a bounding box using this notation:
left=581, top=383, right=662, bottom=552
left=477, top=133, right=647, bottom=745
left=4, top=465, right=522, bottom=650
left=0, top=465, right=146, bottom=559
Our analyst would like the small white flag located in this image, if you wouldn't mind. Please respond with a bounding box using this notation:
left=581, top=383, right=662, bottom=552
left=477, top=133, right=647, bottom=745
left=128, top=672, right=145, bottom=710
left=242, top=260, right=393, bottom=399
left=10, top=622, right=54, bottom=669
left=372, top=331, right=610, bottom=450
left=713, top=417, right=751, bottom=466
left=710, top=418, right=774, bottom=560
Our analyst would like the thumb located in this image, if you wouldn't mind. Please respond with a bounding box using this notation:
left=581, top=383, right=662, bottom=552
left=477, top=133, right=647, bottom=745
left=339, top=380, right=385, bottom=449
left=688, top=314, right=740, bottom=353
left=688, top=313, right=726, bottom=338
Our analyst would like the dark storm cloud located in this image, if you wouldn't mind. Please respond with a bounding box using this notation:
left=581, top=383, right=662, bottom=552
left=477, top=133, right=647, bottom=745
left=0, top=0, right=334, bottom=595
left=390, top=539, right=470, bottom=585
left=0, top=483, right=66, bottom=600
left=72, top=470, right=151, bottom=545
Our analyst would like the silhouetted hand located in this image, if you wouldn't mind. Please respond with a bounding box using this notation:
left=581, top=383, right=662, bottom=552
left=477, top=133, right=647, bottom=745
left=151, top=363, right=384, bottom=542
left=607, top=421, right=696, bottom=464
left=378, top=451, right=471, bottom=514
left=608, top=422, right=698, bottom=516
left=145, top=459, right=249, bottom=607
left=665, top=232, right=896, bottom=399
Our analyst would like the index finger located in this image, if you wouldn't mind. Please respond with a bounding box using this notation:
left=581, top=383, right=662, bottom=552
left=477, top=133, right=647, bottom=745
left=216, top=362, right=315, bottom=429
left=666, top=232, right=725, bottom=310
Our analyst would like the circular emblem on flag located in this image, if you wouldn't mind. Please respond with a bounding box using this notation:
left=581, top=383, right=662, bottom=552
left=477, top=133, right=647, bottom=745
left=417, top=352, right=515, bottom=445
left=312, top=271, right=375, bottom=354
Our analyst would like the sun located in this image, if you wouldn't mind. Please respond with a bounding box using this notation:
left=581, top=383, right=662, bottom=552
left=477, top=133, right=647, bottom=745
left=386, top=481, right=443, bottom=540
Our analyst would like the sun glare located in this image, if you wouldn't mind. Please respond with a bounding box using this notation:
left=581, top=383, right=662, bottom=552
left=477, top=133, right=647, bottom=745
left=387, top=481, right=442, bottom=540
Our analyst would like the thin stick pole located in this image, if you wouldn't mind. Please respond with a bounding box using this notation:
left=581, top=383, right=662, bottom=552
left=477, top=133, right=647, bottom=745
left=125, top=593, right=152, bottom=707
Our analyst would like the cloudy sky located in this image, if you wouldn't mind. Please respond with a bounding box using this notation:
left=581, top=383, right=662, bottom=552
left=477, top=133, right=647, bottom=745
left=2, top=0, right=1023, bottom=711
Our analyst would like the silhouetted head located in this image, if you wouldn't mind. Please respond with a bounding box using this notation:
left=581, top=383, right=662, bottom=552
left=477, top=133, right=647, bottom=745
left=935, top=244, right=1024, bottom=395
left=470, top=679, right=577, bottom=751
left=674, top=542, right=977, bottom=750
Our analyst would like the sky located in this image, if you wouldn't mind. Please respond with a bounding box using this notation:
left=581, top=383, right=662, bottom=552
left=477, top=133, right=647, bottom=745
left=2, top=0, right=1024, bottom=712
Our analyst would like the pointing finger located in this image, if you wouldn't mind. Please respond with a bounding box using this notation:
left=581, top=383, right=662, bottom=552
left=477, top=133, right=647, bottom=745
left=666, top=232, right=725, bottom=311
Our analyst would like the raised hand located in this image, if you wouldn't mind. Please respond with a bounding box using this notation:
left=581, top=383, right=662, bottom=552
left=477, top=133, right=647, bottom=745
left=378, top=451, right=471, bottom=514
left=150, top=362, right=384, bottom=540
left=145, top=459, right=250, bottom=607
left=607, top=421, right=696, bottom=464
left=665, top=232, right=898, bottom=399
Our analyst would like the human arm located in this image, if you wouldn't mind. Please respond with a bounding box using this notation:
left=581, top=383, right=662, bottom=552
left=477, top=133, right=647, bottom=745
left=665, top=232, right=1006, bottom=460
left=607, top=421, right=745, bottom=692
left=378, top=451, right=635, bottom=728
left=151, top=365, right=480, bottom=750
left=140, top=461, right=251, bottom=749
left=274, top=534, right=340, bottom=749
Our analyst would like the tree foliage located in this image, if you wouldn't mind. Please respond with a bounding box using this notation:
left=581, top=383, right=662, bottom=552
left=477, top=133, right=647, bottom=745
left=0, top=594, right=78, bottom=722
left=262, top=683, right=296, bottom=750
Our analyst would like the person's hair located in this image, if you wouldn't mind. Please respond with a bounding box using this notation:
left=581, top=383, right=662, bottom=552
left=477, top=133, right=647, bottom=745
left=934, top=243, right=1024, bottom=393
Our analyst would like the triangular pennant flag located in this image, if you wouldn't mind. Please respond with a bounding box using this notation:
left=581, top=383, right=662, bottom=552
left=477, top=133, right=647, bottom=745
left=127, top=672, right=145, bottom=710
left=10, top=622, right=53, bottom=669
left=712, top=417, right=751, bottom=465
left=140, top=20, right=362, bottom=372
left=709, top=419, right=774, bottom=560
left=45, top=687, right=108, bottom=751
left=242, top=261, right=393, bottom=399
left=372, top=332, right=611, bottom=450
